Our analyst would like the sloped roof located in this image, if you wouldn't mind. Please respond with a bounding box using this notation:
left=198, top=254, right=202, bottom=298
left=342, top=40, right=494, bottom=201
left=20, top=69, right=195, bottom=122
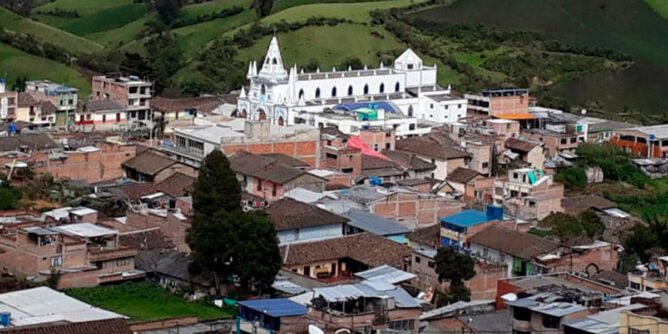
left=446, top=167, right=481, bottom=184
left=260, top=153, right=310, bottom=169
left=121, top=149, right=176, bottom=176
left=395, top=136, right=469, bottom=161
left=108, top=183, right=159, bottom=200
left=0, top=134, right=58, bottom=152
left=81, top=100, right=123, bottom=113
left=505, top=137, right=540, bottom=153
left=344, top=209, right=410, bottom=236
left=280, top=233, right=411, bottom=268
left=0, top=319, right=132, bottom=334
left=17, top=92, right=37, bottom=107
left=229, top=151, right=317, bottom=184
left=562, top=195, right=617, bottom=214
left=238, top=299, right=307, bottom=318
left=468, top=225, right=560, bottom=260
left=151, top=96, right=232, bottom=114
left=407, top=224, right=440, bottom=248
left=382, top=149, right=435, bottom=172
left=156, top=172, right=195, bottom=198
left=265, top=198, right=348, bottom=231
left=362, top=154, right=401, bottom=170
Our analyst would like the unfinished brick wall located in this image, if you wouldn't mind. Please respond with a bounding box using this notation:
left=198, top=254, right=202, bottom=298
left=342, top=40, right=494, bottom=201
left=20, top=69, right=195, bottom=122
left=223, top=139, right=324, bottom=168
left=370, top=193, right=463, bottom=228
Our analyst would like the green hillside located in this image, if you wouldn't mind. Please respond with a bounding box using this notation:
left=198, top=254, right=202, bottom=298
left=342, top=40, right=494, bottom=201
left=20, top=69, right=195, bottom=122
left=645, top=0, right=668, bottom=19
left=0, top=42, right=90, bottom=96
left=0, top=7, right=102, bottom=54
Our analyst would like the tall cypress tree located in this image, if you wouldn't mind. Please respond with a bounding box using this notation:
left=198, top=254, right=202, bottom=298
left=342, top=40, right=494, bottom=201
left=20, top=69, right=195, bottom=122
left=191, top=150, right=240, bottom=216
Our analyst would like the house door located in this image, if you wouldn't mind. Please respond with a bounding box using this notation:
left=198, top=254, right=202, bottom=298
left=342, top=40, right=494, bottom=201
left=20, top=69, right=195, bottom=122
left=116, top=113, right=121, bottom=122
left=331, top=263, right=337, bottom=276
left=303, top=266, right=311, bottom=277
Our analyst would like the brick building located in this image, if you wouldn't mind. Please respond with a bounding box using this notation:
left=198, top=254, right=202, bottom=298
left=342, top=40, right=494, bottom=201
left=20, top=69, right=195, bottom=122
left=0, top=223, right=143, bottom=288
left=465, top=88, right=530, bottom=118
left=395, top=134, right=469, bottom=180
left=25, top=80, right=78, bottom=126
left=122, top=148, right=196, bottom=183
left=92, top=74, right=152, bottom=126
left=521, top=128, right=579, bottom=158
left=229, top=151, right=326, bottom=202
left=611, top=124, right=668, bottom=158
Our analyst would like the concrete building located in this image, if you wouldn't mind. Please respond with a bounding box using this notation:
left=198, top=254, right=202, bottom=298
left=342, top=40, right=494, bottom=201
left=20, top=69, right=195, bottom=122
left=0, top=223, right=143, bottom=288
left=439, top=206, right=503, bottom=249
left=25, top=80, right=78, bottom=126
left=619, top=293, right=668, bottom=334
left=522, top=128, right=579, bottom=158
left=265, top=198, right=347, bottom=245
left=75, top=100, right=126, bottom=131
left=504, top=137, right=545, bottom=169
left=612, top=124, right=668, bottom=158
left=0, top=78, right=17, bottom=121
left=313, top=107, right=430, bottom=138
left=92, top=74, right=152, bottom=126
left=395, top=134, right=470, bottom=180
left=15, top=92, right=56, bottom=127
left=465, top=88, right=530, bottom=118
left=493, top=168, right=564, bottom=220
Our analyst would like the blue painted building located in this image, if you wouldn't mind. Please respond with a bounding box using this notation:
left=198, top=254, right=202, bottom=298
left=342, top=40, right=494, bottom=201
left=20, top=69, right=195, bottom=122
left=237, top=298, right=307, bottom=334
left=440, top=206, right=502, bottom=250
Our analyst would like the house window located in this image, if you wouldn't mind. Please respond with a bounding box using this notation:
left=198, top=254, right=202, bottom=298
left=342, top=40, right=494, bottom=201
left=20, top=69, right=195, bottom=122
left=50, top=256, right=63, bottom=267
left=102, top=115, right=106, bottom=123
left=561, top=138, right=568, bottom=144
left=427, top=261, right=435, bottom=268
left=629, top=329, right=650, bottom=334
left=407, top=64, right=414, bottom=70
left=409, top=124, right=416, bottom=130
left=483, top=248, right=488, bottom=257
left=482, top=162, right=489, bottom=169
left=542, top=315, right=561, bottom=329
left=256, top=178, right=262, bottom=191
left=513, top=307, right=531, bottom=321
left=414, top=255, right=421, bottom=263
left=272, top=184, right=277, bottom=197
left=385, top=143, right=391, bottom=149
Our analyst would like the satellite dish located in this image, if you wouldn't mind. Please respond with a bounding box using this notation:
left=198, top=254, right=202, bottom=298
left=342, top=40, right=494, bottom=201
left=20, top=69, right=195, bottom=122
left=580, top=109, right=587, bottom=115
left=501, top=293, right=518, bottom=302
left=309, top=325, right=325, bottom=334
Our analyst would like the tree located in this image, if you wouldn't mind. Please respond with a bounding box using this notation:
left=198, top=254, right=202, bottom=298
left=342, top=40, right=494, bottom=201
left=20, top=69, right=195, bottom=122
left=540, top=211, right=604, bottom=244
left=11, top=76, right=26, bottom=92
left=554, top=166, right=587, bottom=190
left=154, top=0, right=182, bottom=24
left=251, top=0, right=273, bottom=18
left=146, top=32, right=183, bottom=93
left=187, top=150, right=280, bottom=294
left=191, top=150, right=240, bottom=216
left=0, top=185, right=21, bottom=210
left=434, top=247, right=475, bottom=304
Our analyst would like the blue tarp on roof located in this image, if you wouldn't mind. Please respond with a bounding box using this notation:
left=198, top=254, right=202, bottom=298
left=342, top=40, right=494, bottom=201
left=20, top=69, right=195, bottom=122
left=238, top=298, right=307, bottom=317
left=334, top=101, right=398, bottom=113
left=441, top=210, right=491, bottom=228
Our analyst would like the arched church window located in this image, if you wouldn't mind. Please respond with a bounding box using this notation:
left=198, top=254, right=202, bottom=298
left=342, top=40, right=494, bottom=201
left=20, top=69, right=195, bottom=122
left=299, top=89, right=304, bottom=99
left=408, top=106, right=414, bottom=117
left=363, top=84, right=369, bottom=95
left=379, top=83, right=385, bottom=93
left=348, top=85, right=353, bottom=96
left=261, top=84, right=266, bottom=95
left=272, top=58, right=277, bottom=65
left=278, top=116, right=284, bottom=126
left=315, top=88, right=321, bottom=98
left=395, top=82, right=400, bottom=92
left=332, top=87, right=337, bottom=97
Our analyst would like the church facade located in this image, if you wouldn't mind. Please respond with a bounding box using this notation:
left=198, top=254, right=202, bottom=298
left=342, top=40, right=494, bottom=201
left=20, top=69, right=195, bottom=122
left=237, top=37, right=467, bottom=128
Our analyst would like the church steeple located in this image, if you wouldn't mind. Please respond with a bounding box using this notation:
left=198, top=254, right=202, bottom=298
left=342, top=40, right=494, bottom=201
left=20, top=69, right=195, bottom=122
left=258, top=36, right=288, bottom=82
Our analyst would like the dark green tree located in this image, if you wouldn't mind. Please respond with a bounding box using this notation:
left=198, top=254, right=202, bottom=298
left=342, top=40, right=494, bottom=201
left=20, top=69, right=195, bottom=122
left=540, top=211, right=604, bottom=244
left=434, top=247, right=475, bottom=304
left=154, top=0, right=183, bottom=24
left=554, top=166, right=587, bottom=190
left=191, top=150, right=240, bottom=216
left=231, top=211, right=281, bottom=293
left=251, top=0, right=273, bottom=18
left=187, top=150, right=280, bottom=293
left=10, top=76, right=27, bottom=92
left=0, top=184, right=21, bottom=210
left=146, top=32, right=183, bottom=93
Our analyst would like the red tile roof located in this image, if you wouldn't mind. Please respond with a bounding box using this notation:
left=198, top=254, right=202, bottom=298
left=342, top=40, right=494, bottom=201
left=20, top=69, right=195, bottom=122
left=0, top=319, right=132, bottom=334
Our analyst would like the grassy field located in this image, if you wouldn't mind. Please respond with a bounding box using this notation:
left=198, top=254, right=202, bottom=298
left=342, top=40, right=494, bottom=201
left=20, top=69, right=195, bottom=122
left=32, top=2, right=147, bottom=36
left=409, top=0, right=668, bottom=116
left=180, top=0, right=251, bottom=20
left=237, top=23, right=404, bottom=68
left=645, top=0, right=668, bottom=19
left=66, top=282, right=234, bottom=322
left=0, top=42, right=90, bottom=96
left=0, top=7, right=102, bottom=54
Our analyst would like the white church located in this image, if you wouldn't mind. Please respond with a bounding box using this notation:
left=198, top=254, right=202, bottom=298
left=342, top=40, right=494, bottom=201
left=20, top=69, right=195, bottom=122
left=237, top=37, right=467, bottom=135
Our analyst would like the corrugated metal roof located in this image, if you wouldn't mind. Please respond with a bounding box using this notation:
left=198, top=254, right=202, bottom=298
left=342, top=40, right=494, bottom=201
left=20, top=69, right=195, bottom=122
left=313, top=282, right=420, bottom=308
left=354, top=265, right=416, bottom=284
left=530, top=302, right=585, bottom=317
left=344, top=209, right=410, bottom=236
left=54, top=223, right=117, bottom=238
left=238, top=298, right=307, bottom=318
